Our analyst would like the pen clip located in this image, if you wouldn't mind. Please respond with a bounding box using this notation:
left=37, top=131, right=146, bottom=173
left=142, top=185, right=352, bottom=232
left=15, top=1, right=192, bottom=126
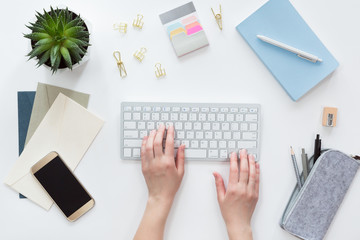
left=297, top=54, right=317, bottom=63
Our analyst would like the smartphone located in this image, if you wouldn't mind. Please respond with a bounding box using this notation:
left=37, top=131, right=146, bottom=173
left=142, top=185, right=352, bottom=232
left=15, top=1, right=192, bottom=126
left=31, top=152, right=94, bottom=221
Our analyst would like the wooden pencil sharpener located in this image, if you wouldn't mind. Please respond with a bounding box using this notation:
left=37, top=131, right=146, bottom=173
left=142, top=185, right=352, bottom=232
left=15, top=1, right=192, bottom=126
left=322, top=107, right=338, bottom=127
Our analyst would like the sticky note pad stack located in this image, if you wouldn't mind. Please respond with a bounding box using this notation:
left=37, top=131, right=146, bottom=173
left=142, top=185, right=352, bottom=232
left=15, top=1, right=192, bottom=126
left=159, top=2, right=209, bottom=57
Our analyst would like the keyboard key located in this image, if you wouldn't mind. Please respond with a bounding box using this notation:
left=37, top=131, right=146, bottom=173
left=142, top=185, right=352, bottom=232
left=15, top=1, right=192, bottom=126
left=200, top=140, right=208, bottom=148
left=230, top=108, right=238, bottom=113
left=233, top=132, right=241, bottom=140
left=143, top=113, right=150, bottom=120
left=236, top=114, right=244, bottom=121
left=177, top=131, right=185, bottom=139
left=231, top=123, right=239, bottom=131
left=220, top=150, right=228, bottom=158
left=191, top=140, right=199, bottom=148
left=249, top=123, right=258, bottom=131
left=211, top=108, right=219, bottom=112
left=194, top=122, right=201, bottom=130
left=163, top=107, right=171, bottom=112
left=237, top=141, right=257, bottom=149
left=199, top=113, right=207, bottom=121
left=124, top=106, right=132, bottom=111
left=124, top=148, right=132, bottom=157
left=215, top=132, right=222, bottom=139
left=180, top=113, right=188, bottom=121
left=209, top=150, right=219, bottom=158
left=212, top=123, right=220, bottom=130
left=185, top=122, right=192, bottom=130
left=154, top=107, right=161, bottom=111
left=185, top=149, right=206, bottom=158
left=124, top=130, right=138, bottom=138
left=138, top=122, right=145, bottom=129
left=124, top=112, right=132, bottom=120
left=224, top=132, right=231, bottom=139
left=220, top=108, right=229, bottom=112
left=186, top=131, right=194, bottom=139
left=240, top=123, right=248, bottom=131
left=152, top=113, right=160, bottom=120
left=174, top=140, right=181, bottom=148
left=243, top=132, right=257, bottom=140
left=140, top=131, right=147, bottom=138
left=208, top=114, right=216, bottom=121
left=147, top=122, right=155, bottom=130
left=210, top=141, right=217, bottom=148
left=205, top=132, right=213, bottom=139
left=249, top=108, right=258, bottom=113
left=181, top=140, right=190, bottom=148
left=133, top=148, right=141, bottom=157
left=245, top=114, right=258, bottom=122
left=189, top=113, right=197, bottom=121
left=182, top=107, right=190, bottom=112
left=226, top=114, right=234, bottom=121
left=221, top=123, right=230, bottom=130
left=175, top=122, right=183, bottom=130
left=172, top=107, right=180, bottom=112
left=217, top=114, right=225, bottom=121
left=124, top=140, right=142, bottom=147
left=143, top=106, right=151, bottom=111
left=196, top=131, right=204, bottom=139
left=134, top=106, right=142, bottom=111
left=191, top=107, right=199, bottom=112
left=124, top=122, right=136, bottom=129
left=240, top=108, right=248, bottom=113
left=161, top=113, right=169, bottom=120
left=228, top=141, right=236, bottom=148
left=219, top=141, right=227, bottom=148
left=170, top=113, right=179, bottom=121
left=201, top=107, right=209, bottom=112
left=203, top=123, right=211, bottom=130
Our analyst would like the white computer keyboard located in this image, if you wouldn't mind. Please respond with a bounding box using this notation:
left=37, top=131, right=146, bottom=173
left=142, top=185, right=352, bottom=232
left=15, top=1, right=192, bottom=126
left=120, top=102, right=261, bottom=161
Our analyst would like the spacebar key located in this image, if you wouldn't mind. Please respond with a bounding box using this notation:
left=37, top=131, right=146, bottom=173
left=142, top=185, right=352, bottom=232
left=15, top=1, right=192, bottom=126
left=185, top=149, right=207, bottom=159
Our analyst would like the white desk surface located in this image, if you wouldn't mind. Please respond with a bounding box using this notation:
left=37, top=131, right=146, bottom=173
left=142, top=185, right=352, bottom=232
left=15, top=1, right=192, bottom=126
left=1, top=0, right=360, bottom=239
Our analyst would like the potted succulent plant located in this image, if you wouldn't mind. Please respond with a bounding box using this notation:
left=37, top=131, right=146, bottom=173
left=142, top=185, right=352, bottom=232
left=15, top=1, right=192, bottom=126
left=24, top=7, right=90, bottom=73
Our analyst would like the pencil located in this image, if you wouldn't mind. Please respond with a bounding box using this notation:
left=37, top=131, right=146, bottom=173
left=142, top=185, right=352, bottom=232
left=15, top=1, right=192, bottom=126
left=291, top=146, right=303, bottom=189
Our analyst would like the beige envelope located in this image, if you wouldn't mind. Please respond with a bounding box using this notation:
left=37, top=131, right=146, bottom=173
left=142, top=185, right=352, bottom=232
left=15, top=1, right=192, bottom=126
left=4, top=93, right=104, bottom=210
left=25, top=83, right=90, bottom=145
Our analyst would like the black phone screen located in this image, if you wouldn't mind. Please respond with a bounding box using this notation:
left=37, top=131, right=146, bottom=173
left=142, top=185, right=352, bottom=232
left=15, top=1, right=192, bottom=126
left=34, top=156, right=92, bottom=217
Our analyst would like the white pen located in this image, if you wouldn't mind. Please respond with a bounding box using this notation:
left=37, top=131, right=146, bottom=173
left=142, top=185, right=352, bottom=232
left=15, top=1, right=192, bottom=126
left=257, top=35, right=322, bottom=63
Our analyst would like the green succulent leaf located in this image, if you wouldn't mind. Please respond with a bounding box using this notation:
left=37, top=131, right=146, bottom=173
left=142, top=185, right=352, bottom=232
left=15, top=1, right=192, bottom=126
left=36, top=49, right=51, bottom=67
left=60, top=47, right=72, bottom=69
left=64, top=26, right=85, bottom=37
left=50, top=44, right=60, bottom=66
left=24, top=32, right=51, bottom=41
left=35, top=38, right=53, bottom=46
left=27, top=43, right=52, bottom=60
left=52, top=54, right=61, bottom=73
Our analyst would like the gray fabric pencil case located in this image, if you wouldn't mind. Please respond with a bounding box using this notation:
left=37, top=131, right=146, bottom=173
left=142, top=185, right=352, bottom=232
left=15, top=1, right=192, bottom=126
left=280, top=150, right=359, bottom=240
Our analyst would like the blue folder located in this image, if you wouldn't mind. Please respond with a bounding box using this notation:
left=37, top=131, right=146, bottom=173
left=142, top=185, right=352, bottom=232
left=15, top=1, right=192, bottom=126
left=17, top=91, right=35, bottom=198
left=236, top=0, right=338, bottom=101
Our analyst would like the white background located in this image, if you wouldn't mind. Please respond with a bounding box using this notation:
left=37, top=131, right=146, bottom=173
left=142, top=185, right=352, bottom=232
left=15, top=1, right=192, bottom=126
left=1, top=0, right=360, bottom=239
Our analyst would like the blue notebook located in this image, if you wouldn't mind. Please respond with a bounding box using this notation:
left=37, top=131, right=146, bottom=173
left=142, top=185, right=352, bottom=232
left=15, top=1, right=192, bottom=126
left=236, top=0, right=338, bottom=101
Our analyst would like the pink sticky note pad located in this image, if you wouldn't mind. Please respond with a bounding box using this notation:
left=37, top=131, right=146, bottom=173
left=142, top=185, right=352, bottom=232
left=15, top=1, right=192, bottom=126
left=181, top=15, right=197, bottom=25
left=187, top=25, right=203, bottom=35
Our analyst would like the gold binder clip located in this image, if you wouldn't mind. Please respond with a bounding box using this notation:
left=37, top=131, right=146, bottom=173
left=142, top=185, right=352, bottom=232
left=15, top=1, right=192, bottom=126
left=133, top=14, right=144, bottom=29
left=211, top=5, right=222, bottom=30
left=155, top=63, right=166, bottom=78
left=113, top=23, right=128, bottom=33
left=113, top=51, right=127, bottom=78
left=133, top=47, right=147, bottom=62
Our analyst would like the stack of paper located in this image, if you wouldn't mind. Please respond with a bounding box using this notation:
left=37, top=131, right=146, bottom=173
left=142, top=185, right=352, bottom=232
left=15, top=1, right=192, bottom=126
left=5, top=83, right=104, bottom=210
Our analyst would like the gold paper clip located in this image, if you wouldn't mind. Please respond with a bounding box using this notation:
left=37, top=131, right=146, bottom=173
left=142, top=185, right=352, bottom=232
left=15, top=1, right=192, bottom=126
left=133, top=14, right=144, bottom=29
left=133, top=47, right=147, bottom=62
left=113, top=51, right=127, bottom=78
left=211, top=5, right=222, bottom=30
left=155, top=63, right=166, bottom=78
left=113, top=23, right=128, bottom=33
